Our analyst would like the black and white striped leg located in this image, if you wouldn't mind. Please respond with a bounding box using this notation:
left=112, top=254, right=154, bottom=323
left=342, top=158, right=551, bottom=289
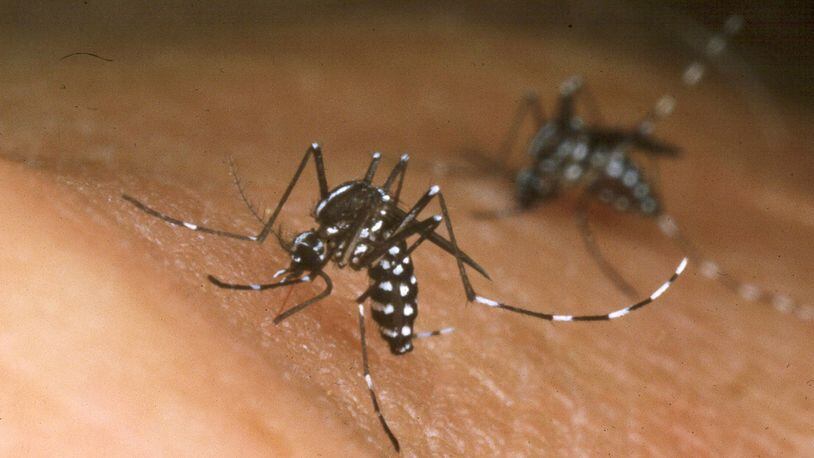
left=657, top=214, right=813, bottom=321
left=556, top=76, right=583, bottom=126
left=414, top=327, right=455, bottom=339
left=473, top=257, right=687, bottom=321
left=357, top=213, right=443, bottom=268
left=207, top=274, right=309, bottom=291
left=123, top=143, right=330, bottom=244
left=555, top=76, right=608, bottom=125
left=636, top=15, right=744, bottom=136
left=435, top=191, right=479, bottom=302
left=363, top=152, right=383, bottom=184
left=207, top=270, right=333, bottom=324
left=392, top=185, right=441, bottom=235
left=357, top=301, right=400, bottom=452
left=382, top=153, right=409, bottom=203
left=575, top=196, right=640, bottom=300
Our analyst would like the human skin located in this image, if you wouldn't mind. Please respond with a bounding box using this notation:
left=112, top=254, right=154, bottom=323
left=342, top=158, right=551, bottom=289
left=1, top=4, right=812, bottom=456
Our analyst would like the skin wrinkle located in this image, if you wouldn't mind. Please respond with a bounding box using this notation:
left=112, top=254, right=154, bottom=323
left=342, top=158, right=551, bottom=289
left=1, top=5, right=813, bottom=456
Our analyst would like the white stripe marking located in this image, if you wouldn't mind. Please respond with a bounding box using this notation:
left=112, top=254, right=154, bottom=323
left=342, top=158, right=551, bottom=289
left=429, top=185, right=440, bottom=195
left=365, top=374, right=374, bottom=389
left=608, top=309, right=630, bottom=319
left=250, top=284, right=261, bottom=290
left=771, top=294, right=793, bottom=313
left=183, top=222, right=198, bottom=230
left=552, top=315, right=573, bottom=322
left=650, top=281, right=671, bottom=300
left=475, top=295, right=500, bottom=307
left=677, top=257, right=689, bottom=275
left=358, top=303, right=365, bottom=316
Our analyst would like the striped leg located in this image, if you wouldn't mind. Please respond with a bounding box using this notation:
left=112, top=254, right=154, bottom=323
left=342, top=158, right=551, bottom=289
left=363, top=152, right=383, bottom=184
left=474, top=257, right=687, bottom=321
left=357, top=302, right=400, bottom=452
left=414, top=327, right=455, bottom=339
left=272, top=272, right=333, bottom=324
left=382, top=153, right=409, bottom=203
left=207, top=274, right=308, bottom=291
left=208, top=270, right=334, bottom=324
left=636, top=15, right=744, bottom=136
left=658, top=214, right=812, bottom=321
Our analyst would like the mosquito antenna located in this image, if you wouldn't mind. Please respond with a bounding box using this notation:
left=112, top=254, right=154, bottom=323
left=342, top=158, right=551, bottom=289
left=228, top=155, right=266, bottom=224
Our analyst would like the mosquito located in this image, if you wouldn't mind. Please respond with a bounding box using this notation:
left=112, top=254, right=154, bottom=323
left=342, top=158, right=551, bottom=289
left=466, top=15, right=808, bottom=320
left=123, top=143, right=687, bottom=451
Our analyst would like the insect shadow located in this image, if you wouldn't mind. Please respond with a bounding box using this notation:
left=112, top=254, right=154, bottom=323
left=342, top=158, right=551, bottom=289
left=123, top=143, right=686, bottom=451
left=458, top=15, right=809, bottom=321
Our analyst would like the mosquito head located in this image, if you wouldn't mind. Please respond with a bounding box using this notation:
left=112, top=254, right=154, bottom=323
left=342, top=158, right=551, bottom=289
left=515, top=167, right=556, bottom=208
left=275, top=230, right=327, bottom=279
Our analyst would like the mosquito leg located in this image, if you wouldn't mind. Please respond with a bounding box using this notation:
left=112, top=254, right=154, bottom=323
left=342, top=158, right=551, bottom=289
left=473, top=257, right=687, bottom=322
left=391, top=185, right=440, bottom=235
left=123, top=143, right=330, bottom=244
left=575, top=196, right=640, bottom=299
left=272, top=271, right=333, bottom=324
left=496, top=91, right=547, bottom=160
left=363, top=152, right=383, bottom=184
left=414, top=327, right=455, bottom=339
left=207, top=274, right=308, bottom=291
left=381, top=153, right=409, bottom=203
left=357, top=301, right=400, bottom=452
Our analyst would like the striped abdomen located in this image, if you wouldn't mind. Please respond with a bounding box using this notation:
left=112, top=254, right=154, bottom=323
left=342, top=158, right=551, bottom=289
left=368, top=241, right=418, bottom=355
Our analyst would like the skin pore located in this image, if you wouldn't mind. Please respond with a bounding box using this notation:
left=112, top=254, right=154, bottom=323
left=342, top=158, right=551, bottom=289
left=1, top=3, right=812, bottom=456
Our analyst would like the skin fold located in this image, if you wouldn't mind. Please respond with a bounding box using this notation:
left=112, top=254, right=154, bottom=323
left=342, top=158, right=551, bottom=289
left=1, top=3, right=812, bottom=456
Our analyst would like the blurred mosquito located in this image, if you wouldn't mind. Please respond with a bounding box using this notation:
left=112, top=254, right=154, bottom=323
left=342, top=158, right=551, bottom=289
left=463, top=15, right=810, bottom=320
left=123, top=143, right=686, bottom=451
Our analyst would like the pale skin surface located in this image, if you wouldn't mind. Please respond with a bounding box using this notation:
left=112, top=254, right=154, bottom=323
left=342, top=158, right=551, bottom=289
left=1, top=4, right=813, bottom=456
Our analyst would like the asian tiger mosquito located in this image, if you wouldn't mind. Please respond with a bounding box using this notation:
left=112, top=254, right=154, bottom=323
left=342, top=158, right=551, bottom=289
left=465, top=15, right=810, bottom=321
left=123, top=143, right=687, bottom=451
